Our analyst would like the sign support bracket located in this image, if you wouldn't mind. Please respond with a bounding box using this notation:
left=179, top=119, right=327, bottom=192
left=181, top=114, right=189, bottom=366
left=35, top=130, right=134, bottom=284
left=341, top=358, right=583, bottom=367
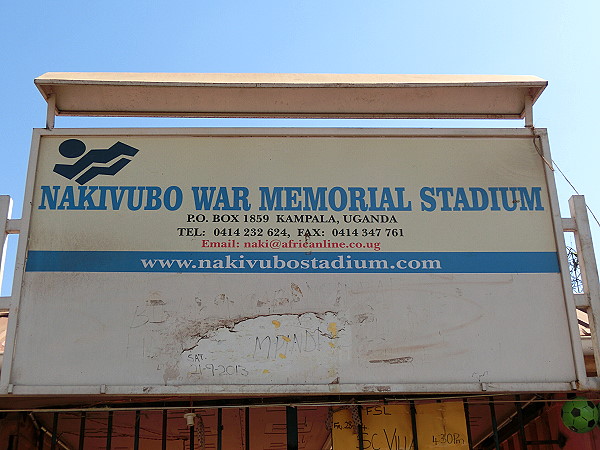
left=46, top=93, right=55, bottom=130
left=0, top=195, right=15, bottom=311
left=568, top=195, right=600, bottom=375
left=524, top=94, right=534, bottom=128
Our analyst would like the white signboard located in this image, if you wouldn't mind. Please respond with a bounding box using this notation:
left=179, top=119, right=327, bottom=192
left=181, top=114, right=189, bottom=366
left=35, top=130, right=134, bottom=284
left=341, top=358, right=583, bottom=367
left=2, top=128, right=578, bottom=394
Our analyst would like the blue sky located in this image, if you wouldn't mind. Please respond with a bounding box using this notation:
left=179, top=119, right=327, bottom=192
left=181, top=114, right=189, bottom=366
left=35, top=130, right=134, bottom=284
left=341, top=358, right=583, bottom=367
left=1, top=0, right=599, bottom=295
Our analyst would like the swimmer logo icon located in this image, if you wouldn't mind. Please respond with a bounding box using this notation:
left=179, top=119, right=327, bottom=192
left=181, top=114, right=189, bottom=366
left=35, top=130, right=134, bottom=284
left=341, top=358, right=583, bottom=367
left=53, top=139, right=139, bottom=185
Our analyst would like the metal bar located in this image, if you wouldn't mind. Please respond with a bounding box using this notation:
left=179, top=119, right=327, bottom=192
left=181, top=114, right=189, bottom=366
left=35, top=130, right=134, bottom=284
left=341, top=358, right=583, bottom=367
left=409, top=401, right=419, bottom=450
left=475, top=397, right=545, bottom=450
left=50, top=412, right=59, bottom=450
left=37, top=428, right=45, bottom=450
left=189, top=421, right=195, bottom=450
left=463, top=399, right=473, bottom=450
left=514, top=395, right=528, bottom=450
left=78, top=411, right=86, bottom=450
left=217, top=408, right=223, bottom=450
left=134, top=410, right=141, bottom=450
left=357, top=405, right=365, bottom=450
left=162, top=409, right=167, bottom=450
left=245, top=408, right=250, bottom=450
left=14, top=415, right=21, bottom=450
left=46, top=93, right=56, bottom=130
left=286, top=406, right=298, bottom=450
left=570, top=195, right=600, bottom=373
left=106, top=411, right=113, bottom=450
left=488, top=398, right=500, bottom=450
left=29, top=413, right=71, bottom=450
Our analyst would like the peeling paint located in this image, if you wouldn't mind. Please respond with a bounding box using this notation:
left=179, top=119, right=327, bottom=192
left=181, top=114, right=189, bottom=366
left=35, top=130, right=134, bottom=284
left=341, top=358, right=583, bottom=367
left=327, top=322, right=338, bottom=338
left=122, top=274, right=521, bottom=387
left=291, top=283, right=303, bottom=301
left=179, top=311, right=340, bottom=354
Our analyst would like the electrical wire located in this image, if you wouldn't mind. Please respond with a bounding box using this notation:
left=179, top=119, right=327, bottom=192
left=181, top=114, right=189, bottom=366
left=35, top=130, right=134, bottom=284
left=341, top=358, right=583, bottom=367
left=552, top=158, right=600, bottom=228
left=531, top=128, right=600, bottom=229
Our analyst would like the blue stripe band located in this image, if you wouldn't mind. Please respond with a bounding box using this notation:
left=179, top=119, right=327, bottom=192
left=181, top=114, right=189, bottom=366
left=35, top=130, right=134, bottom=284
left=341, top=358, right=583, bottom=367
left=25, top=251, right=560, bottom=274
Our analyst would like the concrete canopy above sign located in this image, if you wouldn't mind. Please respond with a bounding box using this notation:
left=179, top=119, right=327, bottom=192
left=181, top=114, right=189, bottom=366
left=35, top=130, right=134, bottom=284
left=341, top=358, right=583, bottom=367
left=34, top=73, right=547, bottom=119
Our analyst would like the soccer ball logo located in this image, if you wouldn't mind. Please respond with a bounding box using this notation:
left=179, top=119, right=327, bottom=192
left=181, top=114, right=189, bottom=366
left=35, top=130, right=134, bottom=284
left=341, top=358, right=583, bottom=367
left=561, top=398, right=599, bottom=433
